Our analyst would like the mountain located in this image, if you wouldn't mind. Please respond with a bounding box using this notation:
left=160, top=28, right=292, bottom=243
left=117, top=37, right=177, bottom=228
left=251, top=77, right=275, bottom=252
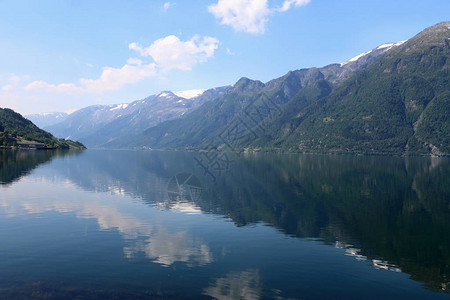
left=45, top=86, right=230, bottom=147
left=0, top=108, right=85, bottom=149
left=25, top=112, right=69, bottom=128
left=255, top=21, right=449, bottom=155
left=113, top=22, right=449, bottom=156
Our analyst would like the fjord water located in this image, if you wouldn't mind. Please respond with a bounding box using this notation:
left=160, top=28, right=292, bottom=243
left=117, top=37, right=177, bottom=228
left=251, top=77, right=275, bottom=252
left=0, top=150, right=449, bottom=299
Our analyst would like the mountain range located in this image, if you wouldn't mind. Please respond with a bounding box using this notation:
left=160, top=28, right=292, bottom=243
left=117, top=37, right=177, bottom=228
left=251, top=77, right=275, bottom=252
left=28, top=22, right=449, bottom=155
left=25, top=112, right=69, bottom=128
left=29, top=87, right=229, bottom=147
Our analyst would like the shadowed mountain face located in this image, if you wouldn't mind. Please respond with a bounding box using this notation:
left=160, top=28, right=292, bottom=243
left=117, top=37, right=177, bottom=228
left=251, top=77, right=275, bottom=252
left=118, top=22, right=449, bottom=155
left=11, top=149, right=446, bottom=293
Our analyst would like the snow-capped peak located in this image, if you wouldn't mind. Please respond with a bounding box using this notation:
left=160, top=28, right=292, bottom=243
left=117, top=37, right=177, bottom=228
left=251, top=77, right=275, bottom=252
left=158, top=92, right=173, bottom=98
left=173, top=89, right=206, bottom=99
left=27, top=112, right=66, bottom=117
left=110, top=103, right=128, bottom=111
left=375, top=40, right=406, bottom=50
left=340, top=40, right=406, bottom=67
left=341, top=50, right=373, bottom=66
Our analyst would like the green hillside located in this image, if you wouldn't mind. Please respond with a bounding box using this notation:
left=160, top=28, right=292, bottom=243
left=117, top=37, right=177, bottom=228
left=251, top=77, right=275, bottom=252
left=271, top=21, right=449, bottom=155
left=0, top=108, right=86, bottom=149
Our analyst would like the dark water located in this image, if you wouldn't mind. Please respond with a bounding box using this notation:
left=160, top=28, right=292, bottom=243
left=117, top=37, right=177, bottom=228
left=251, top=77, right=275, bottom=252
left=0, top=149, right=449, bottom=299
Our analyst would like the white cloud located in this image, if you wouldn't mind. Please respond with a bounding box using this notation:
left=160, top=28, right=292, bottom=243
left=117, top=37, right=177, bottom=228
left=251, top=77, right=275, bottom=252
left=208, top=0, right=311, bottom=34
left=9, top=75, right=23, bottom=85
left=128, top=42, right=150, bottom=57
left=130, top=35, right=219, bottom=71
left=1, top=74, right=31, bottom=91
left=2, top=84, right=13, bottom=91
left=226, top=48, right=236, bottom=55
left=19, top=35, right=218, bottom=95
left=126, top=57, right=143, bottom=65
left=277, top=0, right=310, bottom=12
left=80, top=62, right=157, bottom=92
left=163, top=2, right=174, bottom=12
left=24, top=62, right=156, bottom=93
left=208, top=0, right=271, bottom=35
left=25, top=80, right=82, bottom=93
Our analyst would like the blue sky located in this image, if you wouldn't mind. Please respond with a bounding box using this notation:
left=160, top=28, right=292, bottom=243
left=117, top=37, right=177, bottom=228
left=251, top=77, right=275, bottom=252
left=0, top=0, right=448, bottom=114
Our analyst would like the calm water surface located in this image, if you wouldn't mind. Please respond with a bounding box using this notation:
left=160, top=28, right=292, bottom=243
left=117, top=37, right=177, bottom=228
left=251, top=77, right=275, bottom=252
left=0, top=149, right=449, bottom=299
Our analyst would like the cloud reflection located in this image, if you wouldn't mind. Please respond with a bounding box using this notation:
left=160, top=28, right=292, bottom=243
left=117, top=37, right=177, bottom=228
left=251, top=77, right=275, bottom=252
left=203, top=269, right=262, bottom=300
left=124, top=227, right=213, bottom=266
left=0, top=177, right=213, bottom=267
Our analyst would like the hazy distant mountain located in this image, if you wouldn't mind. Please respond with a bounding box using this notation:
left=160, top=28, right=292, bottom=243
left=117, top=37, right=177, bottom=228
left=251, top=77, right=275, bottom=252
left=25, top=112, right=68, bottom=128
left=45, top=86, right=230, bottom=147
left=116, top=22, right=449, bottom=156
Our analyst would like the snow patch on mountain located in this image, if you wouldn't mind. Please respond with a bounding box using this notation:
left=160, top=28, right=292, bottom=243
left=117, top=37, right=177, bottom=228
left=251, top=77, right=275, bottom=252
left=340, top=40, right=406, bottom=66
left=25, top=112, right=69, bottom=128
left=173, top=89, right=206, bottom=99
left=110, top=104, right=129, bottom=111
left=158, top=92, right=173, bottom=98
left=341, top=50, right=373, bottom=66
left=27, top=112, right=67, bottom=117
left=40, top=112, right=58, bottom=116
left=376, top=40, right=406, bottom=50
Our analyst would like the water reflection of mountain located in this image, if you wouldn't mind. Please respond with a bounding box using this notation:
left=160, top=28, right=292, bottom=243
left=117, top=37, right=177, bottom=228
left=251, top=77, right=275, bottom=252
left=19, top=150, right=450, bottom=293
left=245, top=155, right=448, bottom=292
left=0, top=150, right=81, bottom=185
left=214, top=154, right=450, bottom=294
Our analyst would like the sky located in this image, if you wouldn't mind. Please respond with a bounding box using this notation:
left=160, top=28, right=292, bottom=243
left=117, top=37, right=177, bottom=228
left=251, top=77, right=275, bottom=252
left=0, top=0, right=449, bottom=115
